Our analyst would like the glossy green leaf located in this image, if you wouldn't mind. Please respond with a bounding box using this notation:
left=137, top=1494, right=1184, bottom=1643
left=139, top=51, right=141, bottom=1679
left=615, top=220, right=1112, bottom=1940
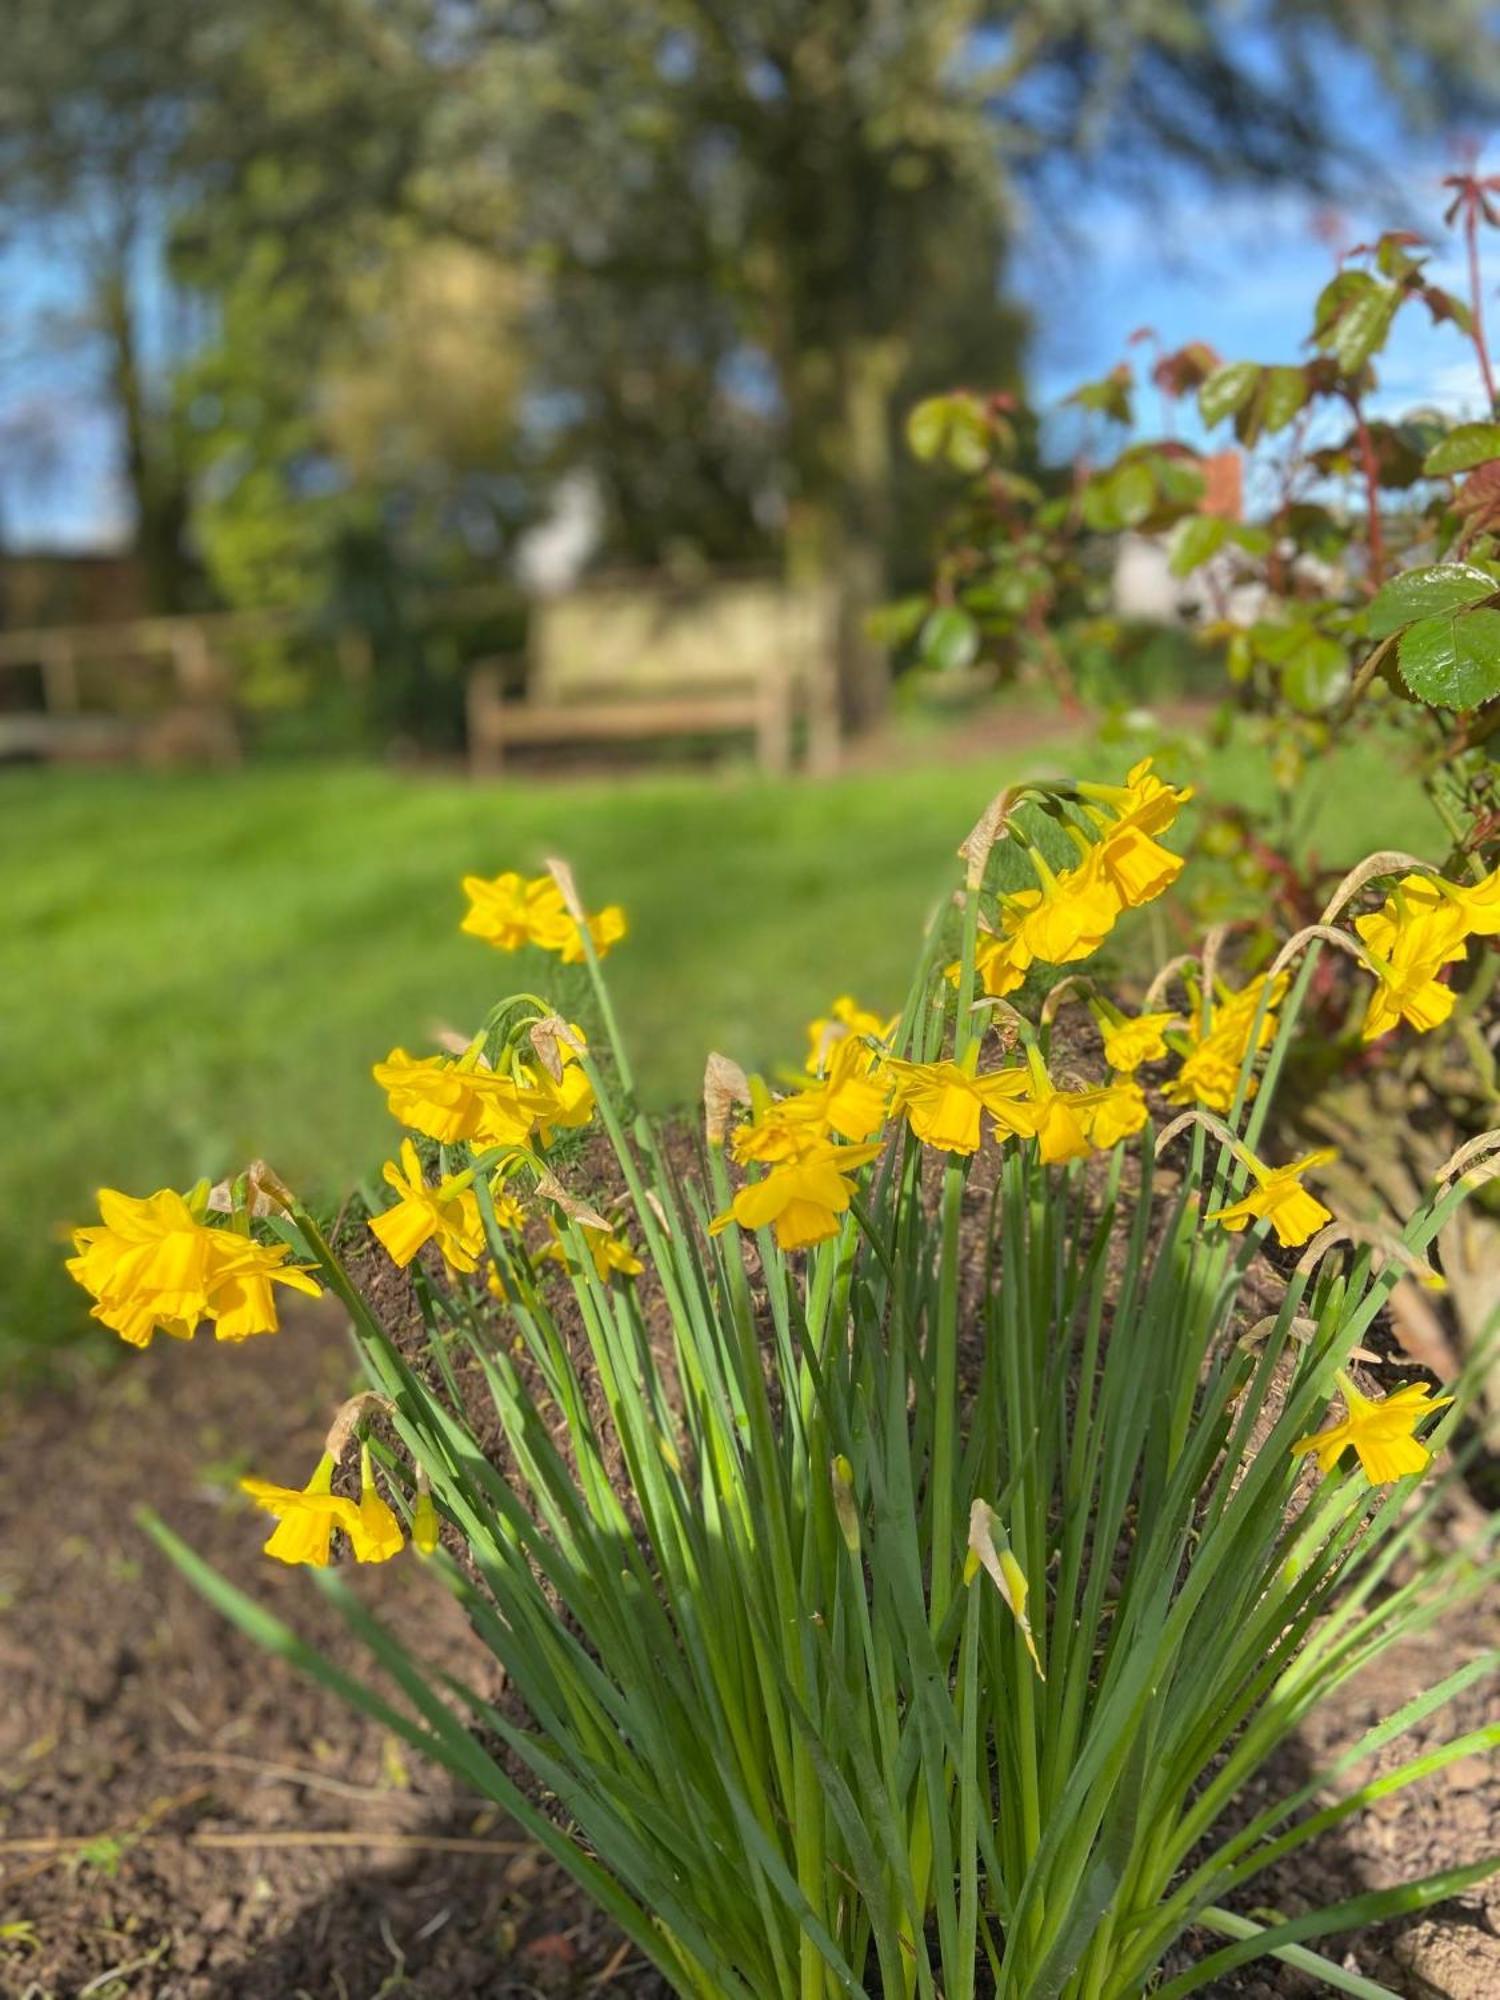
left=1282, top=632, right=1350, bottom=715
left=906, top=394, right=990, bottom=472
left=1257, top=365, right=1308, bottom=436
left=1169, top=515, right=1229, bottom=577
left=918, top=605, right=980, bottom=674
left=1368, top=562, right=1497, bottom=637
left=1423, top=423, right=1500, bottom=476
left=1111, top=459, right=1157, bottom=527
left=1313, top=271, right=1399, bottom=373
left=1397, top=606, right=1500, bottom=709
left=865, top=595, right=931, bottom=646
left=1198, top=362, right=1260, bottom=428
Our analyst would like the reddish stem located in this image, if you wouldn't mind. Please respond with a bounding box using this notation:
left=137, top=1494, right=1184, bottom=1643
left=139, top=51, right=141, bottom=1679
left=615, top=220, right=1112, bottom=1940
left=1351, top=398, right=1386, bottom=589
left=1462, top=191, right=1499, bottom=412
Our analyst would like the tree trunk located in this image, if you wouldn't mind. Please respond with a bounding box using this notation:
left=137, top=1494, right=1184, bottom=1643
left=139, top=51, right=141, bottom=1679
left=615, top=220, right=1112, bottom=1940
left=100, top=258, right=188, bottom=613
left=784, top=334, right=906, bottom=748
left=831, top=334, right=905, bottom=734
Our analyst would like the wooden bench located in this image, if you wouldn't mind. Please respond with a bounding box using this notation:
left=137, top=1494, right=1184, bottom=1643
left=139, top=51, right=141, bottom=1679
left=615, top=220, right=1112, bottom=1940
left=0, top=614, right=251, bottom=765
left=466, top=573, right=839, bottom=776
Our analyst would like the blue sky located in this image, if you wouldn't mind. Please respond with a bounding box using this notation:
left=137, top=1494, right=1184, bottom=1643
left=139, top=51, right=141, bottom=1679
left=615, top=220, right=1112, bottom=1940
left=1, top=134, right=1494, bottom=554
left=1021, top=161, right=1494, bottom=424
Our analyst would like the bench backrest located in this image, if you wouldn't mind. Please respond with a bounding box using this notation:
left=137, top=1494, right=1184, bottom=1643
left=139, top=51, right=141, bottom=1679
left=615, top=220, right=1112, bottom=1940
left=531, top=575, right=833, bottom=704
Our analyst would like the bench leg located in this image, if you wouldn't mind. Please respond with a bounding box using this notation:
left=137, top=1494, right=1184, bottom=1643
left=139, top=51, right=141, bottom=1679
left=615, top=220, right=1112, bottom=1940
left=756, top=675, right=793, bottom=776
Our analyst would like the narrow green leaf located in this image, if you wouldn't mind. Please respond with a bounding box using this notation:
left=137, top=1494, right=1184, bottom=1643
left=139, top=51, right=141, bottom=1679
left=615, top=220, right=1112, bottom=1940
left=1155, top=1860, right=1500, bottom=1998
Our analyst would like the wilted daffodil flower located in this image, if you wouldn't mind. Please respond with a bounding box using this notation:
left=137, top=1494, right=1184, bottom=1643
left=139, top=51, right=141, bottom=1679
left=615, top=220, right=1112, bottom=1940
left=1291, top=1372, right=1452, bottom=1485
left=709, top=1140, right=882, bottom=1251
left=369, top=1140, right=486, bottom=1273
left=1206, top=1146, right=1336, bottom=1248
left=67, top=1187, right=321, bottom=1347
left=461, top=869, right=626, bottom=963
left=886, top=1055, right=1036, bottom=1156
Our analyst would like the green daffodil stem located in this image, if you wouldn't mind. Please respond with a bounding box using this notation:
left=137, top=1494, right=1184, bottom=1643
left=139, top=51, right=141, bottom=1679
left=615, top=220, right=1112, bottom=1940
left=931, top=868, right=983, bottom=1636
left=930, top=1158, right=965, bottom=1635
left=574, top=916, right=638, bottom=1104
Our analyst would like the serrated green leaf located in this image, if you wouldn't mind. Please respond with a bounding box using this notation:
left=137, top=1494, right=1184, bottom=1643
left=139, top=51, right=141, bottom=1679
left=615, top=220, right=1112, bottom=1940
left=1423, top=422, right=1500, bottom=476
left=1368, top=563, right=1497, bottom=637
left=1397, top=606, right=1500, bottom=708
left=1198, top=362, right=1260, bottom=428
left=1170, top=516, right=1229, bottom=577
left=918, top=605, right=980, bottom=675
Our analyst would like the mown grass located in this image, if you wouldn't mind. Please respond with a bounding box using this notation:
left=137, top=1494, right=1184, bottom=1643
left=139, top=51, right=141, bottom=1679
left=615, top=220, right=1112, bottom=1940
left=1, top=722, right=1443, bottom=1368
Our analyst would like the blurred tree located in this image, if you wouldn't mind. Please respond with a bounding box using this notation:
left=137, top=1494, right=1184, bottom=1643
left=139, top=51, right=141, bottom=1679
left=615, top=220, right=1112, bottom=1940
left=3, top=0, right=1497, bottom=719
left=197, top=0, right=1498, bottom=726
left=0, top=0, right=219, bottom=609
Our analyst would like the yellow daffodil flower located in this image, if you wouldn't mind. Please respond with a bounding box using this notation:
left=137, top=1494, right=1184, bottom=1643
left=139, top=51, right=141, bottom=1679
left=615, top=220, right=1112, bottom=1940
left=1087, top=819, right=1184, bottom=909
left=886, top=1057, right=1037, bottom=1155
left=523, top=1053, right=596, bottom=1144
left=1354, top=892, right=1469, bottom=1043
left=1291, top=1373, right=1453, bottom=1485
left=369, top=1140, right=486, bottom=1273
left=541, top=1222, right=645, bottom=1284
left=411, top=1488, right=441, bottom=1556
left=373, top=1047, right=538, bottom=1147
left=709, top=1141, right=882, bottom=1251
left=1163, top=973, right=1288, bottom=1113
left=1009, top=847, right=1121, bottom=965
left=240, top=1454, right=362, bottom=1567
left=461, top=870, right=626, bottom=962
left=67, top=1188, right=321, bottom=1348
left=733, top=1040, right=891, bottom=1163
left=1025, top=1076, right=1149, bottom=1164
left=947, top=920, right=1030, bottom=998
left=1205, top=1146, right=1336, bottom=1248
left=1077, top=757, right=1193, bottom=838
left=349, top=1444, right=405, bottom=1563
left=806, top=995, right=895, bottom=1069
left=1098, top=1008, right=1178, bottom=1073
left=490, top=1189, right=527, bottom=1230
left=1360, top=867, right=1500, bottom=951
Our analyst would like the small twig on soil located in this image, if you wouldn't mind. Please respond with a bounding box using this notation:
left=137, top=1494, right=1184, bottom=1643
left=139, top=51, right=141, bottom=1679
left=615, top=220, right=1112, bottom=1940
left=162, top=1748, right=445, bottom=1805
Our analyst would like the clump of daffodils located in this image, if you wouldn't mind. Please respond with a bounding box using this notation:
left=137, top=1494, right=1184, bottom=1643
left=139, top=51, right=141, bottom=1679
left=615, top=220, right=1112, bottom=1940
left=89, top=766, right=1499, bottom=2000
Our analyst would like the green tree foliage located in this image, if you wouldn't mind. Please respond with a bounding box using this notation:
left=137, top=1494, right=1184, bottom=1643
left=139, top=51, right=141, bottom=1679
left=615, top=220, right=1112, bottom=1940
left=3, top=0, right=1498, bottom=703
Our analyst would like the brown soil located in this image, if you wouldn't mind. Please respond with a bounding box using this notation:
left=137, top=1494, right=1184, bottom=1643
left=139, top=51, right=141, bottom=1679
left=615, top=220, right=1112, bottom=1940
left=3, top=1241, right=1495, bottom=1999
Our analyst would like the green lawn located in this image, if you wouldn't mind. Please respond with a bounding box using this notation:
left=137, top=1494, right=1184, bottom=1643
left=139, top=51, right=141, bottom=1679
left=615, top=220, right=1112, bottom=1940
left=1, top=725, right=1444, bottom=1368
